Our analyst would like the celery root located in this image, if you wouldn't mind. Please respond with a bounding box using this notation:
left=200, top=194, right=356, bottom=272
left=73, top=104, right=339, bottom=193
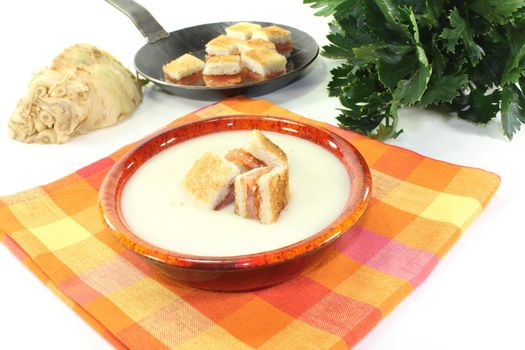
left=8, top=44, right=143, bottom=144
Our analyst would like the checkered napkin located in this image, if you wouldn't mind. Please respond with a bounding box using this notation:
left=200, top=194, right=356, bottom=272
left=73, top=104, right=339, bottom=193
left=0, top=97, right=500, bottom=349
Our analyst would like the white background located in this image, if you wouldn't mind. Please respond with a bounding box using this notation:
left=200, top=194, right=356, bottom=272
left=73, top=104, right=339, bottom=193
left=1, top=1, right=524, bottom=349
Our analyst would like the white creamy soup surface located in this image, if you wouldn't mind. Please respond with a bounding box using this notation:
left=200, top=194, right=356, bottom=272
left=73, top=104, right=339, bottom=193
left=121, top=130, right=351, bottom=257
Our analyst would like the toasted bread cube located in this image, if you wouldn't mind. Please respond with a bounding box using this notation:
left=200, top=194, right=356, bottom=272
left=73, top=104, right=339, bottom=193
left=182, top=152, right=240, bottom=209
left=241, top=48, right=287, bottom=81
left=225, top=22, right=262, bottom=40
left=237, top=39, right=276, bottom=53
left=234, top=166, right=289, bottom=224
left=252, top=25, right=293, bottom=56
left=258, top=166, right=289, bottom=224
left=245, top=129, right=287, bottom=167
left=204, top=55, right=241, bottom=75
left=203, top=55, right=242, bottom=86
left=163, top=54, right=204, bottom=85
left=205, top=35, right=241, bottom=56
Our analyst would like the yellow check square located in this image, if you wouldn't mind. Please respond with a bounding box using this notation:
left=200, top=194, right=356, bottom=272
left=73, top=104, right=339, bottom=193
left=420, top=192, right=481, bottom=229
left=31, top=217, right=92, bottom=251
left=108, top=278, right=178, bottom=322
left=381, top=180, right=438, bottom=215
left=9, top=191, right=66, bottom=228
left=370, top=170, right=402, bottom=200
left=11, top=229, right=50, bottom=258
left=395, top=217, right=459, bottom=256
left=139, top=300, right=214, bottom=349
left=176, top=325, right=252, bottom=350
left=335, top=265, right=411, bottom=316
left=260, top=319, right=345, bottom=350
left=54, top=236, right=117, bottom=275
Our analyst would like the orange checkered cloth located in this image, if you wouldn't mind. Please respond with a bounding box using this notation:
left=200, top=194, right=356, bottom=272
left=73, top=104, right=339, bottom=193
left=0, top=97, right=500, bottom=349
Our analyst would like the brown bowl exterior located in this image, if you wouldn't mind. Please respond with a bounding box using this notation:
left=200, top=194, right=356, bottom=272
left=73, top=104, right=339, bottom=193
left=99, top=116, right=371, bottom=291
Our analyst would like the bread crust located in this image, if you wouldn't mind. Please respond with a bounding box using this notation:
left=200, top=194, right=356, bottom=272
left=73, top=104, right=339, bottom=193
left=252, top=25, right=292, bottom=44
left=234, top=174, right=248, bottom=217
left=257, top=166, right=289, bottom=224
left=245, top=130, right=288, bottom=167
left=225, top=22, right=262, bottom=40
left=238, top=39, right=276, bottom=53
left=234, top=166, right=283, bottom=223
left=206, top=35, right=241, bottom=56
left=203, top=55, right=241, bottom=76
left=241, top=49, right=287, bottom=77
left=182, top=152, right=239, bottom=209
left=163, top=54, right=204, bottom=81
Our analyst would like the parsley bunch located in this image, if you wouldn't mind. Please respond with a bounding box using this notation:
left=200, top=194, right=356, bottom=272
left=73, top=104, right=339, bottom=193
left=305, top=0, right=525, bottom=140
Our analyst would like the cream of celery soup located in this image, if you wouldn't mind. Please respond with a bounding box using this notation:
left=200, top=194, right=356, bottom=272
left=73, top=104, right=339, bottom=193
left=121, top=131, right=350, bottom=256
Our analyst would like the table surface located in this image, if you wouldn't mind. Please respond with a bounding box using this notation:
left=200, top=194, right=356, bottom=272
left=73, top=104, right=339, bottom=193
left=1, top=1, right=524, bottom=349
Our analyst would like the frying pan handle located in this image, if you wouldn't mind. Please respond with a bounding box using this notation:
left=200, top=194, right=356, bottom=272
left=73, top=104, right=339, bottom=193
left=105, top=0, right=169, bottom=43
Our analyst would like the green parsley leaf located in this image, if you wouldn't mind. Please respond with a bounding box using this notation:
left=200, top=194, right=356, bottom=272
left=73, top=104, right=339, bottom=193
left=468, top=0, right=525, bottom=25
left=501, top=84, right=525, bottom=139
left=440, top=8, right=485, bottom=66
left=455, top=88, right=501, bottom=124
left=420, top=74, right=468, bottom=106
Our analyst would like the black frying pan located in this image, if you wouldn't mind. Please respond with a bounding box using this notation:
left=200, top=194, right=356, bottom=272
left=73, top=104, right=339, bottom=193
left=106, top=0, right=319, bottom=100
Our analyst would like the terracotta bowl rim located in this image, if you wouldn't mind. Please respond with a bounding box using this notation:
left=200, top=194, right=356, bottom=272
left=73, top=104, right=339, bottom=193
left=99, top=115, right=372, bottom=271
